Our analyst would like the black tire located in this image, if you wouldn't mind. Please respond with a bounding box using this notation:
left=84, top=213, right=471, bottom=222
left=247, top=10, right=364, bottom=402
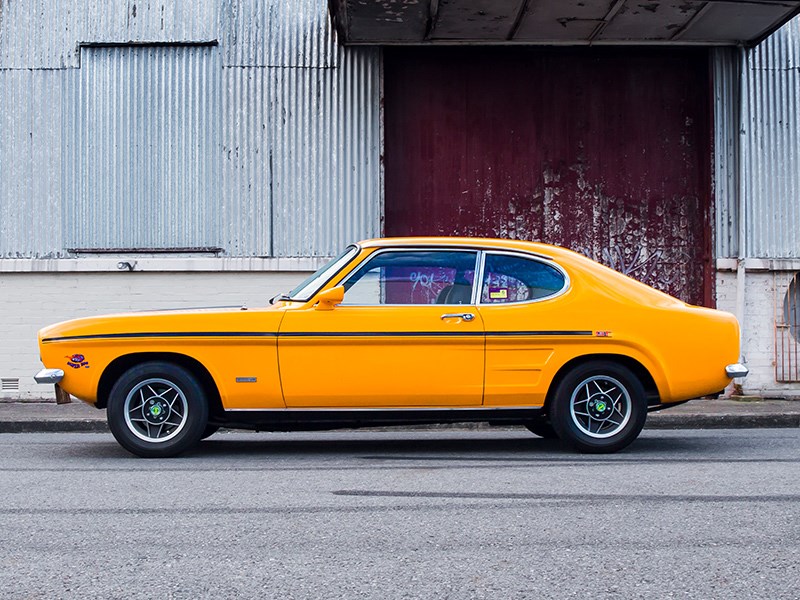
left=524, top=419, right=559, bottom=439
left=200, top=424, right=220, bottom=440
left=550, top=360, right=647, bottom=454
left=107, top=361, right=209, bottom=458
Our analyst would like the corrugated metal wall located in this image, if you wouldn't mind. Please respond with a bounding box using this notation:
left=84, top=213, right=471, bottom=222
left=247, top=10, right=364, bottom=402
left=0, top=0, right=334, bottom=69
left=0, top=0, right=380, bottom=259
left=0, top=70, right=64, bottom=257
left=64, top=45, right=223, bottom=251
left=714, top=17, right=800, bottom=260
left=712, top=47, right=740, bottom=260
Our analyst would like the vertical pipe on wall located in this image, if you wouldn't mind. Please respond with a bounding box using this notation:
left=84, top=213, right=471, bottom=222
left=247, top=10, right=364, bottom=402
left=735, top=45, right=748, bottom=376
left=378, top=47, right=385, bottom=236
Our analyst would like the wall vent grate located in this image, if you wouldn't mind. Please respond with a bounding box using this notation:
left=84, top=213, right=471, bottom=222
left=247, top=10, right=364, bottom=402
left=1, top=378, right=20, bottom=391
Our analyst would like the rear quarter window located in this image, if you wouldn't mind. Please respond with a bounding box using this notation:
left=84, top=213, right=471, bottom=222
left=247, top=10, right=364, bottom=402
left=481, top=253, right=566, bottom=304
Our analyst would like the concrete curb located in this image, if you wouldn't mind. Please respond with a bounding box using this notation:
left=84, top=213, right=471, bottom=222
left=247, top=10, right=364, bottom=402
left=0, top=420, right=109, bottom=434
left=644, top=413, right=800, bottom=429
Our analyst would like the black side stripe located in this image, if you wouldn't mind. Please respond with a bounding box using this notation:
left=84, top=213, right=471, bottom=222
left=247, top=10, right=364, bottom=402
left=280, top=331, right=592, bottom=337
left=43, top=330, right=593, bottom=343
left=42, top=332, right=279, bottom=342
left=488, top=330, right=592, bottom=337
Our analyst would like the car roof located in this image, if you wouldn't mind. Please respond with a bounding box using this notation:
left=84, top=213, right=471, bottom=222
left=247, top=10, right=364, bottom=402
left=358, top=237, right=569, bottom=260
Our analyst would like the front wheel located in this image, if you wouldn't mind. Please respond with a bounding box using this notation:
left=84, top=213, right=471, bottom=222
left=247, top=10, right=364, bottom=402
left=549, top=361, right=647, bottom=454
left=107, top=362, right=209, bottom=458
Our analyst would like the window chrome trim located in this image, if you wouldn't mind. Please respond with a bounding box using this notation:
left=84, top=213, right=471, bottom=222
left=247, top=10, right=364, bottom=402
left=473, top=251, right=487, bottom=306
left=477, top=249, right=571, bottom=306
left=361, top=242, right=556, bottom=262
left=469, top=251, right=483, bottom=305
left=338, top=247, right=482, bottom=307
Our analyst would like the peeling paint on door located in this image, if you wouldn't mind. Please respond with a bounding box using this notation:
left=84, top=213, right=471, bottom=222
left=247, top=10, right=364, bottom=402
left=384, top=47, right=712, bottom=306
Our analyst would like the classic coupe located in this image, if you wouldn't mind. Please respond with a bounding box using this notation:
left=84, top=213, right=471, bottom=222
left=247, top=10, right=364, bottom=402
left=35, top=237, right=747, bottom=457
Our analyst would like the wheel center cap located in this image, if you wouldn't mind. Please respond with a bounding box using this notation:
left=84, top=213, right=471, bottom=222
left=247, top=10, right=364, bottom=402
left=588, top=395, right=614, bottom=420
left=143, top=398, right=170, bottom=424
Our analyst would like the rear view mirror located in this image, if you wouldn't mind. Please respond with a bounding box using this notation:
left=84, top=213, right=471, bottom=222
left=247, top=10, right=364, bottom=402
left=315, top=286, right=345, bottom=311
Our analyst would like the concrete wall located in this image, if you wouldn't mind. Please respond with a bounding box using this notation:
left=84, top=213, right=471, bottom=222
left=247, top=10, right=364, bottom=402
left=716, top=264, right=800, bottom=398
left=7, top=264, right=796, bottom=402
left=0, top=268, right=313, bottom=401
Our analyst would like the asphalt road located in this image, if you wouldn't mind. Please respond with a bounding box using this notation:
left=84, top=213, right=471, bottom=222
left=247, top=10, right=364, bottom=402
left=1, top=429, right=798, bottom=599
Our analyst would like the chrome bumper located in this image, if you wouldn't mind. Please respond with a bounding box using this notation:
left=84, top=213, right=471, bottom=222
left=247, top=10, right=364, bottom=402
left=34, top=368, right=64, bottom=384
left=725, top=363, right=749, bottom=378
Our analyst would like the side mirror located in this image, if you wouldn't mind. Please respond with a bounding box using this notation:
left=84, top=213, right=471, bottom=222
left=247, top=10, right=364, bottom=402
left=314, top=286, right=345, bottom=311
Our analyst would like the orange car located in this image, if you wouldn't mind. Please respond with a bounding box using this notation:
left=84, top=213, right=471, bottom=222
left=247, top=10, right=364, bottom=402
left=35, top=237, right=747, bottom=457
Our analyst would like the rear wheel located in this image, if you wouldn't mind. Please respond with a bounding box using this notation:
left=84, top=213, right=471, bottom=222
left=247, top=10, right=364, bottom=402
left=107, top=362, right=209, bottom=458
left=550, top=361, right=647, bottom=453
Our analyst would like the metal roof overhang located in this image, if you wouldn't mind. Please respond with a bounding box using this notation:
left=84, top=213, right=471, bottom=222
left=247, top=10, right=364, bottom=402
left=330, top=0, right=800, bottom=46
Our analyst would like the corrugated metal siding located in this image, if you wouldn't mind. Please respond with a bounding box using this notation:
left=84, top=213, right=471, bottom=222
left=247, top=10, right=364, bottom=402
left=745, top=19, right=800, bottom=259
left=0, top=70, right=63, bottom=257
left=0, top=0, right=333, bottom=69
left=221, top=0, right=336, bottom=67
left=270, top=48, right=381, bottom=257
left=715, top=17, right=800, bottom=259
left=712, top=47, right=740, bottom=260
left=64, top=45, right=222, bottom=250
left=0, top=1, right=378, bottom=259
left=218, top=47, right=381, bottom=258
left=0, top=0, right=217, bottom=69
left=220, top=66, right=272, bottom=256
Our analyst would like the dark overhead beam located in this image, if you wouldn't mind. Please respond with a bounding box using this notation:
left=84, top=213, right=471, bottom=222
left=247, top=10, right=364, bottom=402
left=751, top=3, right=800, bottom=46
left=329, top=0, right=800, bottom=46
left=588, top=0, right=627, bottom=43
left=670, top=2, right=713, bottom=41
left=424, top=0, right=441, bottom=41
left=507, top=0, right=531, bottom=41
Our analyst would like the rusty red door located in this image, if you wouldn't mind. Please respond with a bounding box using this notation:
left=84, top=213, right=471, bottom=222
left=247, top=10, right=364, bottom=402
left=383, top=47, right=712, bottom=306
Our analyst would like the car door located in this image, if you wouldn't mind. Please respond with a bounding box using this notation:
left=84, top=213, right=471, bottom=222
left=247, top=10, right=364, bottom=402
left=278, top=248, right=485, bottom=407
left=475, top=251, right=574, bottom=407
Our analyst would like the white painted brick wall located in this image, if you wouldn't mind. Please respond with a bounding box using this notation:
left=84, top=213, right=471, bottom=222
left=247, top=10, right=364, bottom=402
left=716, top=269, right=800, bottom=397
left=5, top=268, right=799, bottom=402
left=0, top=271, right=309, bottom=401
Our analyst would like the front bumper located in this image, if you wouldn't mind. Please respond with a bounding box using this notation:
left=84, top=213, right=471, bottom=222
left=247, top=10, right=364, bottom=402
left=34, top=368, right=64, bottom=384
left=725, top=363, right=749, bottom=378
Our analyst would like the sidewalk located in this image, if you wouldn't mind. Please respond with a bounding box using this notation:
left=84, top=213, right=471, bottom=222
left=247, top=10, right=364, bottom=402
left=1, top=398, right=799, bottom=433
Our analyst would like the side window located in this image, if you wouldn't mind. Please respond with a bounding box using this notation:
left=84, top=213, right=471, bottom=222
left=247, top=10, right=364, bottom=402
left=343, top=250, right=478, bottom=305
left=481, top=254, right=566, bottom=304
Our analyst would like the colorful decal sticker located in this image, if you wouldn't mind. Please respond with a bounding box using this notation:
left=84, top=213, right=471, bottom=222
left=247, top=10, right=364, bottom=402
left=489, top=288, right=508, bottom=300
left=595, top=331, right=612, bottom=337
left=66, top=354, right=90, bottom=369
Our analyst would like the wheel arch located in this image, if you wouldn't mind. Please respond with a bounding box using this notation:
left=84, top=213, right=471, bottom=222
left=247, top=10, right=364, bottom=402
left=96, top=353, right=223, bottom=420
left=543, top=354, right=660, bottom=413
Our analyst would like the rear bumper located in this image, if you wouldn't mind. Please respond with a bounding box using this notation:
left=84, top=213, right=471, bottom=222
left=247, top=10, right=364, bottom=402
left=725, top=363, right=749, bottom=378
left=34, top=368, right=64, bottom=384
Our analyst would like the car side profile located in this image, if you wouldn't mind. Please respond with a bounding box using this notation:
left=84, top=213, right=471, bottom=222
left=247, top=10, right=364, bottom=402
left=35, top=237, right=747, bottom=457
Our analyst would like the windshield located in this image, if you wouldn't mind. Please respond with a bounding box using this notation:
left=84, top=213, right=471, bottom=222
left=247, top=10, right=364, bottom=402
left=286, top=245, right=360, bottom=301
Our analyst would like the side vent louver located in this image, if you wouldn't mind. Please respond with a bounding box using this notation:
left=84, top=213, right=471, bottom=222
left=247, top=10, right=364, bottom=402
left=1, top=378, right=20, bottom=392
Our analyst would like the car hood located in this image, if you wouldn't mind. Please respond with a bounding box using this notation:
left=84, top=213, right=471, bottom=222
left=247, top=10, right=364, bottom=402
left=38, top=305, right=285, bottom=342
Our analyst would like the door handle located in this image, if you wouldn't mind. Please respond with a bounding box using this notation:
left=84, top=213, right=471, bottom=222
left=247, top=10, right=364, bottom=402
left=441, top=312, right=475, bottom=322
